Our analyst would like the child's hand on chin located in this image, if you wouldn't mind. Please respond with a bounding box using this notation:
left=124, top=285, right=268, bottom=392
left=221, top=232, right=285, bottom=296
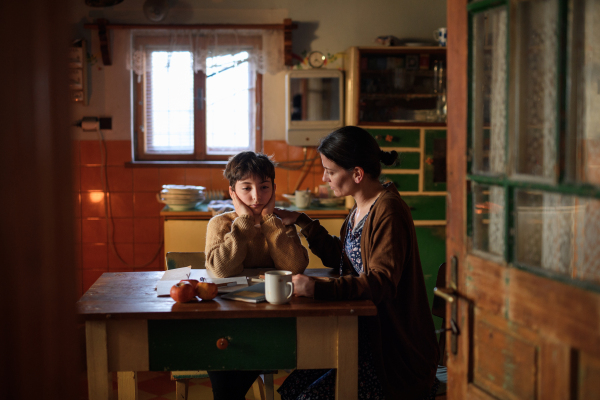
left=261, top=183, right=277, bottom=218
left=229, top=187, right=253, bottom=218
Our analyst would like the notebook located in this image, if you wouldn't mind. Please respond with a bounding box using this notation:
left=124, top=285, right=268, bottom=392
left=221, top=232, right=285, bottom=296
left=221, top=282, right=266, bottom=303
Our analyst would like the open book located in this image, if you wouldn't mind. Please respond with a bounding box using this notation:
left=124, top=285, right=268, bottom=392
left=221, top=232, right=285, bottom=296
left=221, top=283, right=266, bottom=303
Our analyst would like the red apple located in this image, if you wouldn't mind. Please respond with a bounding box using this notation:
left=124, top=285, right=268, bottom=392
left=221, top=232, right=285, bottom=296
left=170, top=281, right=196, bottom=303
left=196, top=282, right=218, bottom=300
left=181, top=279, right=199, bottom=289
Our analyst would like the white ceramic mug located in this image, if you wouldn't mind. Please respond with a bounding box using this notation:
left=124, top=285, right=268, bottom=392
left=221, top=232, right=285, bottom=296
left=433, top=27, right=447, bottom=47
left=265, top=271, right=294, bottom=305
left=295, top=190, right=311, bottom=209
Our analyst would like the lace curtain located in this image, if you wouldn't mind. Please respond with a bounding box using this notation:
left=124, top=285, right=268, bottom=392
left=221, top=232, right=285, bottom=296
left=126, top=28, right=284, bottom=79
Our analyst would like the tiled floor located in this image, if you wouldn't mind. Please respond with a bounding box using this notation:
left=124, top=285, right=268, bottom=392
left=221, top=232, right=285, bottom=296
left=81, top=370, right=290, bottom=400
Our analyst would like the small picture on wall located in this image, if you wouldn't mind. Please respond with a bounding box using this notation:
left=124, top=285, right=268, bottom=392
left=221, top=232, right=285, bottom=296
left=406, top=54, right=419, bottom=70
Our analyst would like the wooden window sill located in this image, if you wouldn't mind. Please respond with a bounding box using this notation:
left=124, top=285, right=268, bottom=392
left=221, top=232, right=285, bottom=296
left=126, top=161, right=228, bottom=168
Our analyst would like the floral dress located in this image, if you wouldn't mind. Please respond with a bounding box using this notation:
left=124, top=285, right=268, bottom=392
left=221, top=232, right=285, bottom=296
left=278, top=197, right=441, bottom=400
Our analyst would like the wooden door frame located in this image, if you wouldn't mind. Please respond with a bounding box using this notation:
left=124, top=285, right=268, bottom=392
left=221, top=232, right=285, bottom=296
left=1, top=0, right=79, bottom=398
left=446, top=0, right=469, bottom=397
left=445, top=1, right=600, bottom=398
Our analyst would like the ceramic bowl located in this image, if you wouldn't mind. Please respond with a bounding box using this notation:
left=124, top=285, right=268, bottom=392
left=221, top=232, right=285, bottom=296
left=166, top=203, right=201, bottom=211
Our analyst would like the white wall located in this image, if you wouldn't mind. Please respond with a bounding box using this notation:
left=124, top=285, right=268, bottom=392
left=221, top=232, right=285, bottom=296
left=69, top=0, right=446, bottom=141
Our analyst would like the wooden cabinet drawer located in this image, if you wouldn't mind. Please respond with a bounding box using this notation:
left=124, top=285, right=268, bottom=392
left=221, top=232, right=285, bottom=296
left=148, top=318, right=297, bottom=371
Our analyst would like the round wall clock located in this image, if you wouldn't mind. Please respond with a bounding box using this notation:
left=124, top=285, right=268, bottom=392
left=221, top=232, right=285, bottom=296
left=308, top=51, right=326, bottom=68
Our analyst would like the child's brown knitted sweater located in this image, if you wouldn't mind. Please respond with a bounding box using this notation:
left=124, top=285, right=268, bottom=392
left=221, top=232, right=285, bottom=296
left=205, top=212, right=309, bottom=278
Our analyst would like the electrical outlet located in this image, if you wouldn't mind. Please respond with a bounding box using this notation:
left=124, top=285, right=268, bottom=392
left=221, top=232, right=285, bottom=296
left=99, top=117, right=112, bottom=130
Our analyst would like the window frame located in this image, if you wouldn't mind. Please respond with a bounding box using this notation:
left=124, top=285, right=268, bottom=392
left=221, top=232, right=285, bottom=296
left=132, top=34, right=263, bottom=162
left=466, top=0, right=600, bottom=291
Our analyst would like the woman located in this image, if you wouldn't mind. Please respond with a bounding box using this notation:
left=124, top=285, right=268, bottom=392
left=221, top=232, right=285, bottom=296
left=274, top=126, right=439, bottom=400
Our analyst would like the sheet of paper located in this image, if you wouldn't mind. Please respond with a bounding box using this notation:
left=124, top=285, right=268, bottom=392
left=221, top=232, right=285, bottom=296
left=156, top=280, right=181, bottom=296
left=160, top=266, right=192, bottom=281
left=203, top=267, right=275, bottom=279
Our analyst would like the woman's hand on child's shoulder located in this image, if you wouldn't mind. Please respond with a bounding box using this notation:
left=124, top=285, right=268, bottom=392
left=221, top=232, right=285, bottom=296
left=274, top=208, right=300, bottom=226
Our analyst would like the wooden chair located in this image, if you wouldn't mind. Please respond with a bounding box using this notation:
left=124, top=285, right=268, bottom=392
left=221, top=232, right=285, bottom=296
left=432, top=262, right=448, bottom=397
left=165, top=251, right=206, bottom=270
left=165, top=252, right=275, bottom=400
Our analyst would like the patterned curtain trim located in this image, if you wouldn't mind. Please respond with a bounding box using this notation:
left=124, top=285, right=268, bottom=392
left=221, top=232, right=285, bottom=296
left=126, top=28, right=284, bottom=77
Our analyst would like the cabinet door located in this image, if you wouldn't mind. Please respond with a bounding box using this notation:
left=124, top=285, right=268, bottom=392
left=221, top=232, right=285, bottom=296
left=346, top=46, right=446, bottom=126
left=164, top=220, right=209, bottom=262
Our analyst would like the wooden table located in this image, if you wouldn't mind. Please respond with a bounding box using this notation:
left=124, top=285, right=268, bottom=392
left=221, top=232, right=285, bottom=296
left=77, top=270, right=376, bottom=400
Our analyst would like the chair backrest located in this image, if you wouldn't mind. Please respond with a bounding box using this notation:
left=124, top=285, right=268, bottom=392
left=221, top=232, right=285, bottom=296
left=432, top=262, right=446, bottom=366
left=165, top=252, right=206, bottom=270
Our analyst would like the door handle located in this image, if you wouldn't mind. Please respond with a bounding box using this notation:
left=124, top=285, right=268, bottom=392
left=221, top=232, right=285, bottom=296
left=433, top=256, right=460, bottom=355
left=433, top=287, right=455, bottom=303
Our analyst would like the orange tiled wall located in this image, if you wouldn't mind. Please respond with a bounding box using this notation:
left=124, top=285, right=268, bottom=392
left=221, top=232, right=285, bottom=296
left=73, top=139, right=324, bottom=297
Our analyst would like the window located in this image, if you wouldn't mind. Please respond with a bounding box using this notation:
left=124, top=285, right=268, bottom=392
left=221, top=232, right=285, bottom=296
left=467, top=0, right=600, bottom=287
left=131, top=31, right=265, bottom=162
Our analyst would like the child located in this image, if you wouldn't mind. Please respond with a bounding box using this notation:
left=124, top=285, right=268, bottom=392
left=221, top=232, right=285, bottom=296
left=205, top=151, right=309, bottom=400
left=205, top=151, right=309, bottom=278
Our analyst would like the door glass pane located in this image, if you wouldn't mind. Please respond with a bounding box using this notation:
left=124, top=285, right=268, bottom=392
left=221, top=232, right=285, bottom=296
left=512, top=0, right=559, bottom=179
left=568, top=0, right=600, bottom=184
left=472, top=183, right=505, bottom=258
left=515, top=190, right=600, bottom=285
left=472, top=7, right=507, bottom=175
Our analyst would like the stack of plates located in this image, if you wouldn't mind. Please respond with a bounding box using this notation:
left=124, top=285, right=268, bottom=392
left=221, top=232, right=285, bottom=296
left=158, top=185, right=206, bottom=211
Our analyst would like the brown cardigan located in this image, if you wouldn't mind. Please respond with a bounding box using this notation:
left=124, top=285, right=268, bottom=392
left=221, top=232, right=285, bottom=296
left=297, top=183, right=439, bottom=399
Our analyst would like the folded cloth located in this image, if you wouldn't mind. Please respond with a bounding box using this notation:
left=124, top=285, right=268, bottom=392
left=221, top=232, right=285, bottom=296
left=207, top=200, right=235, bottom=216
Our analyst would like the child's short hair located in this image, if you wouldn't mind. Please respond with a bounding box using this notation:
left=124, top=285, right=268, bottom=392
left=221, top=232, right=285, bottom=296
left=223, top=151, right=275, bottom=187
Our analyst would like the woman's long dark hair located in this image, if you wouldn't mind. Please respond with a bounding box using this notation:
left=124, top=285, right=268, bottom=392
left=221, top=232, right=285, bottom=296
left=317, top=126, right=398, bottom=179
